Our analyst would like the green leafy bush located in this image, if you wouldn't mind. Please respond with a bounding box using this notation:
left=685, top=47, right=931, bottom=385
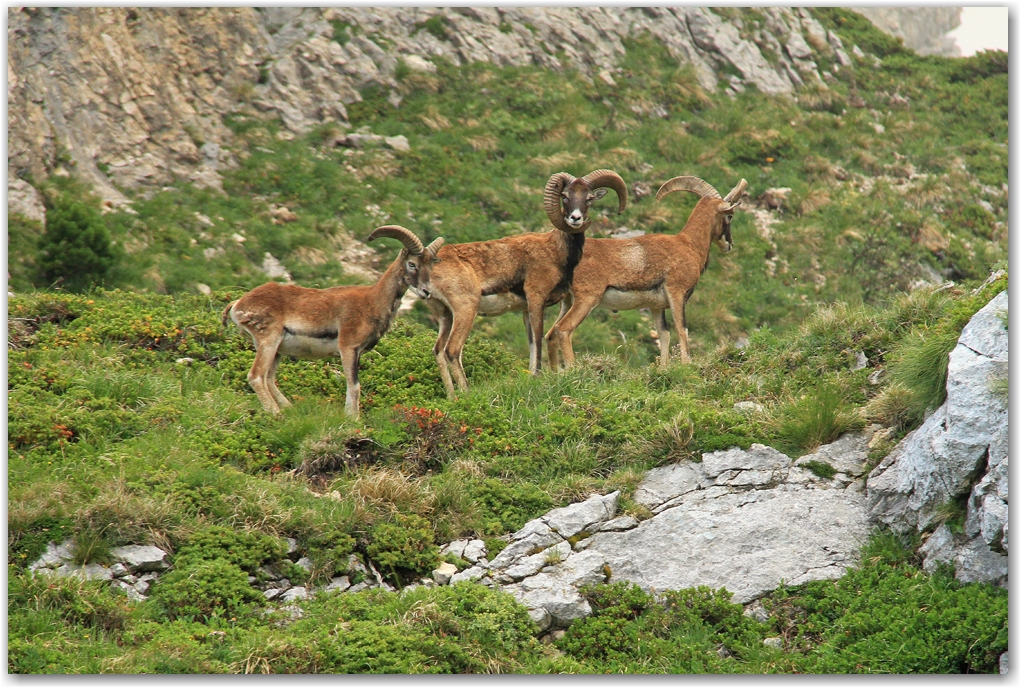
left=468, top=478, right=553, bottom=535
left=174, top=525, right=288, bottom=573
left=778, top=382, right=863, bottom=455
left=10, top=571, right=130, bottom=632
left=365, top=513, right=439, bottom=584
left=149, top=558, right=265, bottom=622
left=789, top=556, right=1007, bottom=673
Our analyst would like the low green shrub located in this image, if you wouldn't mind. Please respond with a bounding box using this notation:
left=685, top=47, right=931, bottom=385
left=365, top=513, right=439, bottom=584
left=788, top=557, right=1007, bottom=673
left=10, top=571, right=130, bottom=633
left=174, top=525, right=288, bottom=573
left=468, top=478, right=553, bottom=535
left=778, top=381, right=863, bottom=455
left=149, top=558, right=265, bottom=622
left=8, top=516, right=75, bottom=569
left=38, top=195, right=123, bottom=293
left=800, top=460, right=836, bottom=480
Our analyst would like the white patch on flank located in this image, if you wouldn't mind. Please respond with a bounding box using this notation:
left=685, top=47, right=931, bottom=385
left=278, top=331, right=340, bottom=359
left=600, top=287, right=668, bottom=311
left=616, top=243, right=648, bottom=272
left=478, top=292, right=527, bottom=316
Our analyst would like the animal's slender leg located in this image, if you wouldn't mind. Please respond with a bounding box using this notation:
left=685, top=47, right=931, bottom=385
left=525, top=299, right=545, bottom=375
left=429, top=302, right=457, bottom=397
left=548, top=293, right=600, bottom=369
left=266, top=352, right=292, bottom=408
left=546, top=295, right=571, bottom=370
left=444, top=300, right=479, bottom=392
left=651, top=308, right=670, bottom=368
left=340, top=347, right=362, bottom=418
left=664, top=288, right=691, bottom=363
left=523, top=310, right=538, bottom=373
left=247, top=339, right=283, bottom=414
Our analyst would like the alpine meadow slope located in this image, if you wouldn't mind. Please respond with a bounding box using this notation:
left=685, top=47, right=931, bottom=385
left=8, top=7, right=1008, bottom=674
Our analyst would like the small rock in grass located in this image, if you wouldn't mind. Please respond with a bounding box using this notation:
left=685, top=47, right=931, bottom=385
left=110, top=545, right=170, bottom=572
left=432, top=562, right=458, bottom=585
left=325, top=576, right=350, bottom=593
left=281, top=586, right=308, bottom=602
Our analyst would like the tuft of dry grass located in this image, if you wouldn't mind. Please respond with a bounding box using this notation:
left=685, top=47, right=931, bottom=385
left=864, top=383, right=916, bottom=431
left=528, top=150, right=586, bottom=173
left=467, top=134, right=498, bottom=152
left=799, top=189, right=832, bottom=215
left=343, top=466, right=437, bottom=518
left=914, top=221, right=949, bottom=253
left=419, top=107, right=450, bottom=131
left=76, top=478, right=184, bottom=548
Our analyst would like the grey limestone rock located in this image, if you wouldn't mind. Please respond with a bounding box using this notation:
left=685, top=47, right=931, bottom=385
left=794, top=428, right=876, bottom=477
left=110, top=544, right=170, bottom=572
left=505, top=584, right=592, bottom=629
left=281, top=586, right=309, bottom=602
left=593, top=516, right=639, bottom=532
left=543, top=491, right=619, bottom=539
left=325, top=576, right=351, bottom=593
left=29, top=540, right=76, bottom=571
left=450, top=565, right=487, bottom=585
left=702, top=443, right=791, bottom=478
left=586, top=484, right=869, bottom=604
left=868, top=289, right=1008, bottom=586
left=461, top=539, right=487, bottom=564
left=432, top=562, right=458, bottom=585
left=633, top=462, right=710, bottom=509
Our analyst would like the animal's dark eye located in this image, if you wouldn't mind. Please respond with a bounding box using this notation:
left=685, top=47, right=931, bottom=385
left=406, top=261, right=417, bottom=271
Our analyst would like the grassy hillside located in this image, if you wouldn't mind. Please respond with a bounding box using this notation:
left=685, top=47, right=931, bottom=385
left=8, top=9, right=1008, bottom=674
left=8, top=274, right=1007, bottom=673
left=9, top=10, right=1007, bottom=363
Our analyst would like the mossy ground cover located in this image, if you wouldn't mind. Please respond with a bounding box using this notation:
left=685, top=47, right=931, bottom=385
left=7, top=274, right=1007, bottom=673
left=8, top=10, right=1008, bottom=674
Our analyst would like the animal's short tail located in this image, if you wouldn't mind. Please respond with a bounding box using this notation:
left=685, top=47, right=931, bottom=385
left=221, top=300, right=238, bottom=327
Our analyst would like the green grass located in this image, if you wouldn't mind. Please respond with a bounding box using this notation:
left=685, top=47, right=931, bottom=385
left=7, top=273, right=1007, bottom=673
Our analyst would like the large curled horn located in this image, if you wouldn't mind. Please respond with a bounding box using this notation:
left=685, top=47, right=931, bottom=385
left=581, top=168, right=628, bottom=215
left=366, top=225, right=424, bottom=255
left=722, top=178, right=749, bottom=209
left=424, top=237, right=445, bottom=257
left=543, top=172, right=576, bottom=232
left=655, top=176, right=722, bottom=203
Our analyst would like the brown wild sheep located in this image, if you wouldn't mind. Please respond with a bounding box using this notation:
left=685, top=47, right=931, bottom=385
left=423, top=169, right=628, bottom=396
left=546, top=176, right=748, bottom=368
left=223, top=225, right=443, bottom=417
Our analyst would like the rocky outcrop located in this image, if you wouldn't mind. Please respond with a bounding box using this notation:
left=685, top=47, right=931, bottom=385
left=852, top=8, right=962, bottom=56
left=868, top=289, right=1008, bottom=586
left=29, top=540, right=169, bottom=601
left=9, top=7, right=838, bottom=204
left=446, top=432, right=876, bottom=628
left=8, top=178, right=46, bottom=224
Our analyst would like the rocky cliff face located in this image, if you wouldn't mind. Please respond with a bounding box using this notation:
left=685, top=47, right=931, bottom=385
left=869, top=287, right=1008, bottom=586
left=9, top=7, right=847, bottom=206
left=853, top=7, right=962, bottom=56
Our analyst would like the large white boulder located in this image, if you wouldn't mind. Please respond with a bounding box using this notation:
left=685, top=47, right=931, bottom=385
left=867, top=289, right=1008, bottom=585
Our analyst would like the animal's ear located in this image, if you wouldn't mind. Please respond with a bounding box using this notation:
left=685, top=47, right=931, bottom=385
left=592, top=188, right=610, bottom=200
